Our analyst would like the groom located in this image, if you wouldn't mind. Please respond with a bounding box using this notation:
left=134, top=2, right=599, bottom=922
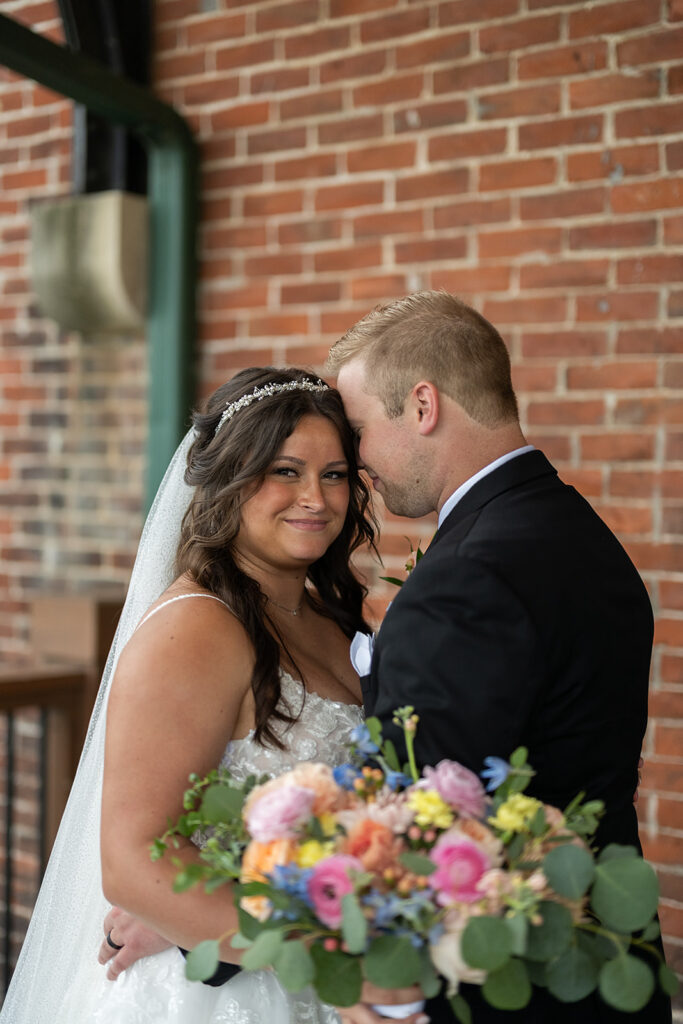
left=326, top=290, right=671, bottom=1024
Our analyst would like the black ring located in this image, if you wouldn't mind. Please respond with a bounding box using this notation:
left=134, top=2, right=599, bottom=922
left=106, top=929, right=124, bottom=951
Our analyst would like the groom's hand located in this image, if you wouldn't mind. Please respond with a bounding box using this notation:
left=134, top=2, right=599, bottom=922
left=98, top=906, right=173, bottom=980
left=337, top=982, right=428, bottom=1024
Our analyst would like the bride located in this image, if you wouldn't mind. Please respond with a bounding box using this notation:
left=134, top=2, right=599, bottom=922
left=1, top=367, right=377, bottom=1024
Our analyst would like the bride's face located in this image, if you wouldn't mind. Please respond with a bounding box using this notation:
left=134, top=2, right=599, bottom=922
left=234, top=414, right=350, bottom=571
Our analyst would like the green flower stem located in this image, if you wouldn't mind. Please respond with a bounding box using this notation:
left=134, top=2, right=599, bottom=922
left=404, top=726, right=419, bottom=783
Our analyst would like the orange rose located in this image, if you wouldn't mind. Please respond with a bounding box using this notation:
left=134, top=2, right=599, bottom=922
left=343, top=819, right=400, bottom=873
left=240, top=838, right=297, bottom=921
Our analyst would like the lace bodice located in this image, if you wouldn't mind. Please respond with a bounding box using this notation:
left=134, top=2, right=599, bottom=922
left=220, top=671, right=364, bottom=782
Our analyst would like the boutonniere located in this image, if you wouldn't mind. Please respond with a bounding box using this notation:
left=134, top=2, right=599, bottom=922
left=379, top=537, right=428, bottom=589
left=350, top=630, right=374, bottom=675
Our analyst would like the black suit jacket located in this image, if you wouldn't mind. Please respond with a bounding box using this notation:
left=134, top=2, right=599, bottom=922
left=363, top=451, right=670, bottom=1023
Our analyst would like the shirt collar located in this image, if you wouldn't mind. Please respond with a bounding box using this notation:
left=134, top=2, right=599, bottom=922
left=437, top=445, right=536, bottom=528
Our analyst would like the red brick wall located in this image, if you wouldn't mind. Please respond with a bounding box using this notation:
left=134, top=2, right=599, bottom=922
left=1, top=0, right=683, bottom=1004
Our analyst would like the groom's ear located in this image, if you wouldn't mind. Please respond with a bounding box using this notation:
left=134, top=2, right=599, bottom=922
left=410, top=380, right=439, bottom=435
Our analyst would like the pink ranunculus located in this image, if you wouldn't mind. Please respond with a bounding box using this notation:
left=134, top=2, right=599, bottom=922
left=245, top=784, right=316, bottom=843
left=419, top=760, right=487, bottom=819
left=429, top=831, right=492, bottom=905
left=307, top=854, right=364, bottom=929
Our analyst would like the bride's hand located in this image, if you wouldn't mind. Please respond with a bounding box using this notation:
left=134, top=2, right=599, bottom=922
left=98, top=906, right=173, bottom=980
left=337, top=982, right=428, bottom=1024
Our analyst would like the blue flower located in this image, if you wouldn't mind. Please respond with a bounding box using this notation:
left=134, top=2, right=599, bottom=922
left=350, top=723, right=379, bottom=756
left=385, top=769, right=412, bottom=791
left=481, top=756, right=511, bottom=792
left=333, top=763, right=363, bottom=790
left=268, top=864, right=313, bottom=906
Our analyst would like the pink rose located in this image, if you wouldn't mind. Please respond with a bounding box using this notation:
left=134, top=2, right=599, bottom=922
left=419, top=761, right=486, bottom=819
left=429, top=831, right=492, bottom=905
left=245, top=784, right=315, bottom=843
left=307, top=854, right=364, bottom=928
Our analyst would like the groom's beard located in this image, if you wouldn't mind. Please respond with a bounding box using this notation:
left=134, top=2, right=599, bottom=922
left=374, top=470, right=434, bottom=519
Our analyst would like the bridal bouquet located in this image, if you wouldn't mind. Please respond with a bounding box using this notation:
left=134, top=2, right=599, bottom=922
left=154, top=711, right=676, bottom=1022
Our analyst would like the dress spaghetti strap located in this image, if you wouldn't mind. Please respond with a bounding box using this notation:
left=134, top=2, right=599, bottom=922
left=135, top=592, right=230, bottom=633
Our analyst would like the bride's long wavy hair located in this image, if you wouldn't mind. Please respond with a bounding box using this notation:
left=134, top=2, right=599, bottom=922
left=175, top=367, right=377, bottom=748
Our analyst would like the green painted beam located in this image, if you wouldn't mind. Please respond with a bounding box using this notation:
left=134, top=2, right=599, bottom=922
left=0, top=13, right=198, bottom=508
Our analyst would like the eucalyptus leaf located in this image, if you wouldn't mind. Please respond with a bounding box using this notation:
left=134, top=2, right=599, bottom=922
left=383, top=738, right=401, bottom=772
left=399, top=850, right=437, bottom=876
left=230, top=932, right=252, bottom=949
left=310, top=946, right=363, bottom=1007
left=505, top=914, right=528, bottom=956
left=599, top=955, right=655, bottom=1012
left=598, top=843, right=638, bottom=863
left=184, top=940, right=220, bottom=982
left=365, top=717, right=383, bottom=746
left=273, top=939, right=315, bottom=992
left=201, top=782, right=244, bottom=823
left=543, top=844, right=595, bottom=899
left=642, top=921, right=661, bottom=942
left=525, top=901, right=573, bottom=962
left=241, top=928, right=284, bottom=970
left=461, top=917, right=513, bottom=971
left=659, top=963, right=680, bottom=997
left=546, top=946, right=599, bottom=1002
left=448, top=993, right=472, bottom=1024
left=591, top=857, right=659, bottom=933
left=482, top=958, right=532, bottom=1010
left=364, top=936, right=422, bottom=987
left=238, top=905, right=263, bottom=940
left=419, top=947, right=442, bottom=999
left=341, top=893, right=368, bottom=955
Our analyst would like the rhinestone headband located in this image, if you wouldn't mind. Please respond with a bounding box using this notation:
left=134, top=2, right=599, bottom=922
left=215, top=378, right=330, bottom=435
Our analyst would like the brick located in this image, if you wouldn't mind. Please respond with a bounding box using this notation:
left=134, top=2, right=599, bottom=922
left=212, top=347, right=273, bottom=374
left=480, top=14, right=559, bottom=53
left=243, top=253, right=304, bottom=277
left=670, top=0, right=683, bottom=19
left=395, top=237, right=468, bottom=263
left=649, top=687, right=683, bottom=715
left=435, top=196, right=512, bottom=228
left=155, top=50, right=205, bottom=80
left=662, top=506, right=683, bottom=534
left=567, top=143, right=659, bottom=182
left=618, top=256, right=683, bottom=286
left=429, top=127, right=507, bottom=161
left=256, top=0, right=319, bottom=31
left=610, top=469, right=657, bottom=498
left=666, top=141, right=683, bottom=171
left=581, top=432, right=655, bottom=460
left=483, top=296, right=568, bottom=324
left=204, top=283, right=269, bottom=312
left=395, top=31, right=470, bottom=70
left=315, top=181, right=384, bottom=211
left=183, top=76, right=240, bottom=107
left=618, top=25, right=683, bottom=67
left=518, top=41, right=607, bottom=80
left=251, top=68, right=310, bottom=96
left=521, top=260, right=609, bottom=289
left=527, top=399, right=606, bottom=426
left=275, top=153, right=338, bottom=182
left=361, top=8, right=431, bottom=43
left=669, top=65, right=683, bottom=95
left=247, top=126, right=307, bottom=156
left=216, top=39, right=276, bottom=71
left=348, top=141, right=416, bottom=173
left=478, top=83, right=561, bottom=120
left=569, top=0, right=659, bottom=39
left=203, top=221, right=267, bottom=253
left=666, top=431, right=683, bottom=461
left=522, top=187, right=608, bottom=221
left=203, top=164, right=262, bottom=192
left=616, top=101, right=683, bottom=140
left=6, top=113, right=53, bottom=138
left=664, top=216, right=683, bottom=245
left=330, top=0, right=396, bottom=13
left=353, top=73, right=424, bottom=109
left=664, top=362, right=683, bottom=388
left=320, top=49, right=387, bottom=84
left=184, top=12, right=246, bottom=45
left=319, top=114, right=385, bottom=145
left=280, top=89, right=343, bottom=121
left=396, top=168, right=469, bottom=202
left=569, top=220, right=657, bottom=249
left=568, top=361, right=658, bottom=391
left=518, top=114, right=603, bottom=150
left=285, top=25, right=351, bottom=60
left=199, top=320, right=238, bottom=345
left=283, top=343, right=335, bottom=366
left=556, top=467, right=603, bottom=497
left=199, top=258, right=235, bottom=280
left=576, top=291, right=659, bottom=323
left=394, top=100, right=468, bottom=133
left=249, top=315, right=309, bottom=337
left=243, top=189, right=304, bottom=218
left=611, top=178, right=683, bottom=214
left=656, top=620, right=683, bottom=649
left=479, top=156, right=556, bottom=191
left=661, top=653, right=683, bottom=683
left=478, top=226, right=561, bottom=259
left=434, top=57, right=509, bottom=94
left=594, top=503, right=653, bottom=535
left=314, top=244, right=382, bottom=273
left=439, top=0, right=519, bottom=25
left=431, top=266, right=512, bottom=293
left=2, top=168, right=48, bottom=191
left=281, top=282, right=341, bottom=305
left=510, top=365, right=557, bottom=391
left=350, top=274, right=410, bottom=301
left=353, top=209, right=424, bottom=239
left=616, top=397, right=683, bottom=425
left=570, top=72, right=660, bottom=111
left=210, top=101, right=270, bottom=130
left=523, top=433, right=571, bottom=461
left=279, top=219, right=343, bottom=245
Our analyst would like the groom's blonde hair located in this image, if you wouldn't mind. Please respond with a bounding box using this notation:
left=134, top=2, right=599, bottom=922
left=326, top=290, right=518, bottom=427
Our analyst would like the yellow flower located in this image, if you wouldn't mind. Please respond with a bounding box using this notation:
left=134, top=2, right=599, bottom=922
left=296, top=839, right=333, bottom=867
left=489, top=793, right=543, bottom=833
left=318, top=812, right=338, bottom=838
left=408, top=789, right=454, bottom=830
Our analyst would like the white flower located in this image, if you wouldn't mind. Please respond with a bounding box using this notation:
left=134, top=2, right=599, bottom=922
left=429, top=910, right=487, bottom=995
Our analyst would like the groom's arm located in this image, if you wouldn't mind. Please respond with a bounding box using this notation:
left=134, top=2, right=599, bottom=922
left=371, top=555, right=543, bottom=773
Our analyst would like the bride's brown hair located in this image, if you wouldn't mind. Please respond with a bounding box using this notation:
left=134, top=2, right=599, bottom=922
left=176, top=367, right=376, bottom=748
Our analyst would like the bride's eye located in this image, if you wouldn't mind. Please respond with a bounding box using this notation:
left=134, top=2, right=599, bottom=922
left=272, top=467, right=298, bottom=478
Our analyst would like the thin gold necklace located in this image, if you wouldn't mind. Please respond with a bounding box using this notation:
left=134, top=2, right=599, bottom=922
left=267, top=595, right=303, bottom=617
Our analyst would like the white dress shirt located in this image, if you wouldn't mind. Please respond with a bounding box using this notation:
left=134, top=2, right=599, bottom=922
left=437, top=446, right=535, bottom=528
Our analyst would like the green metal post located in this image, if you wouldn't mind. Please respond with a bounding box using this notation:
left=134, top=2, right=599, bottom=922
left=0, top=13, right=198, bottom=508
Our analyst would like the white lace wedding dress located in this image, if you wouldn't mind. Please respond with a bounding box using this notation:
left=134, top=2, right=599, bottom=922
left=56, top=672, right=364, bottom=1024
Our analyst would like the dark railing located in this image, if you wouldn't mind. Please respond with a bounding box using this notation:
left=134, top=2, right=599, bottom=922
left=0, top=593, right=123, bottom=998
